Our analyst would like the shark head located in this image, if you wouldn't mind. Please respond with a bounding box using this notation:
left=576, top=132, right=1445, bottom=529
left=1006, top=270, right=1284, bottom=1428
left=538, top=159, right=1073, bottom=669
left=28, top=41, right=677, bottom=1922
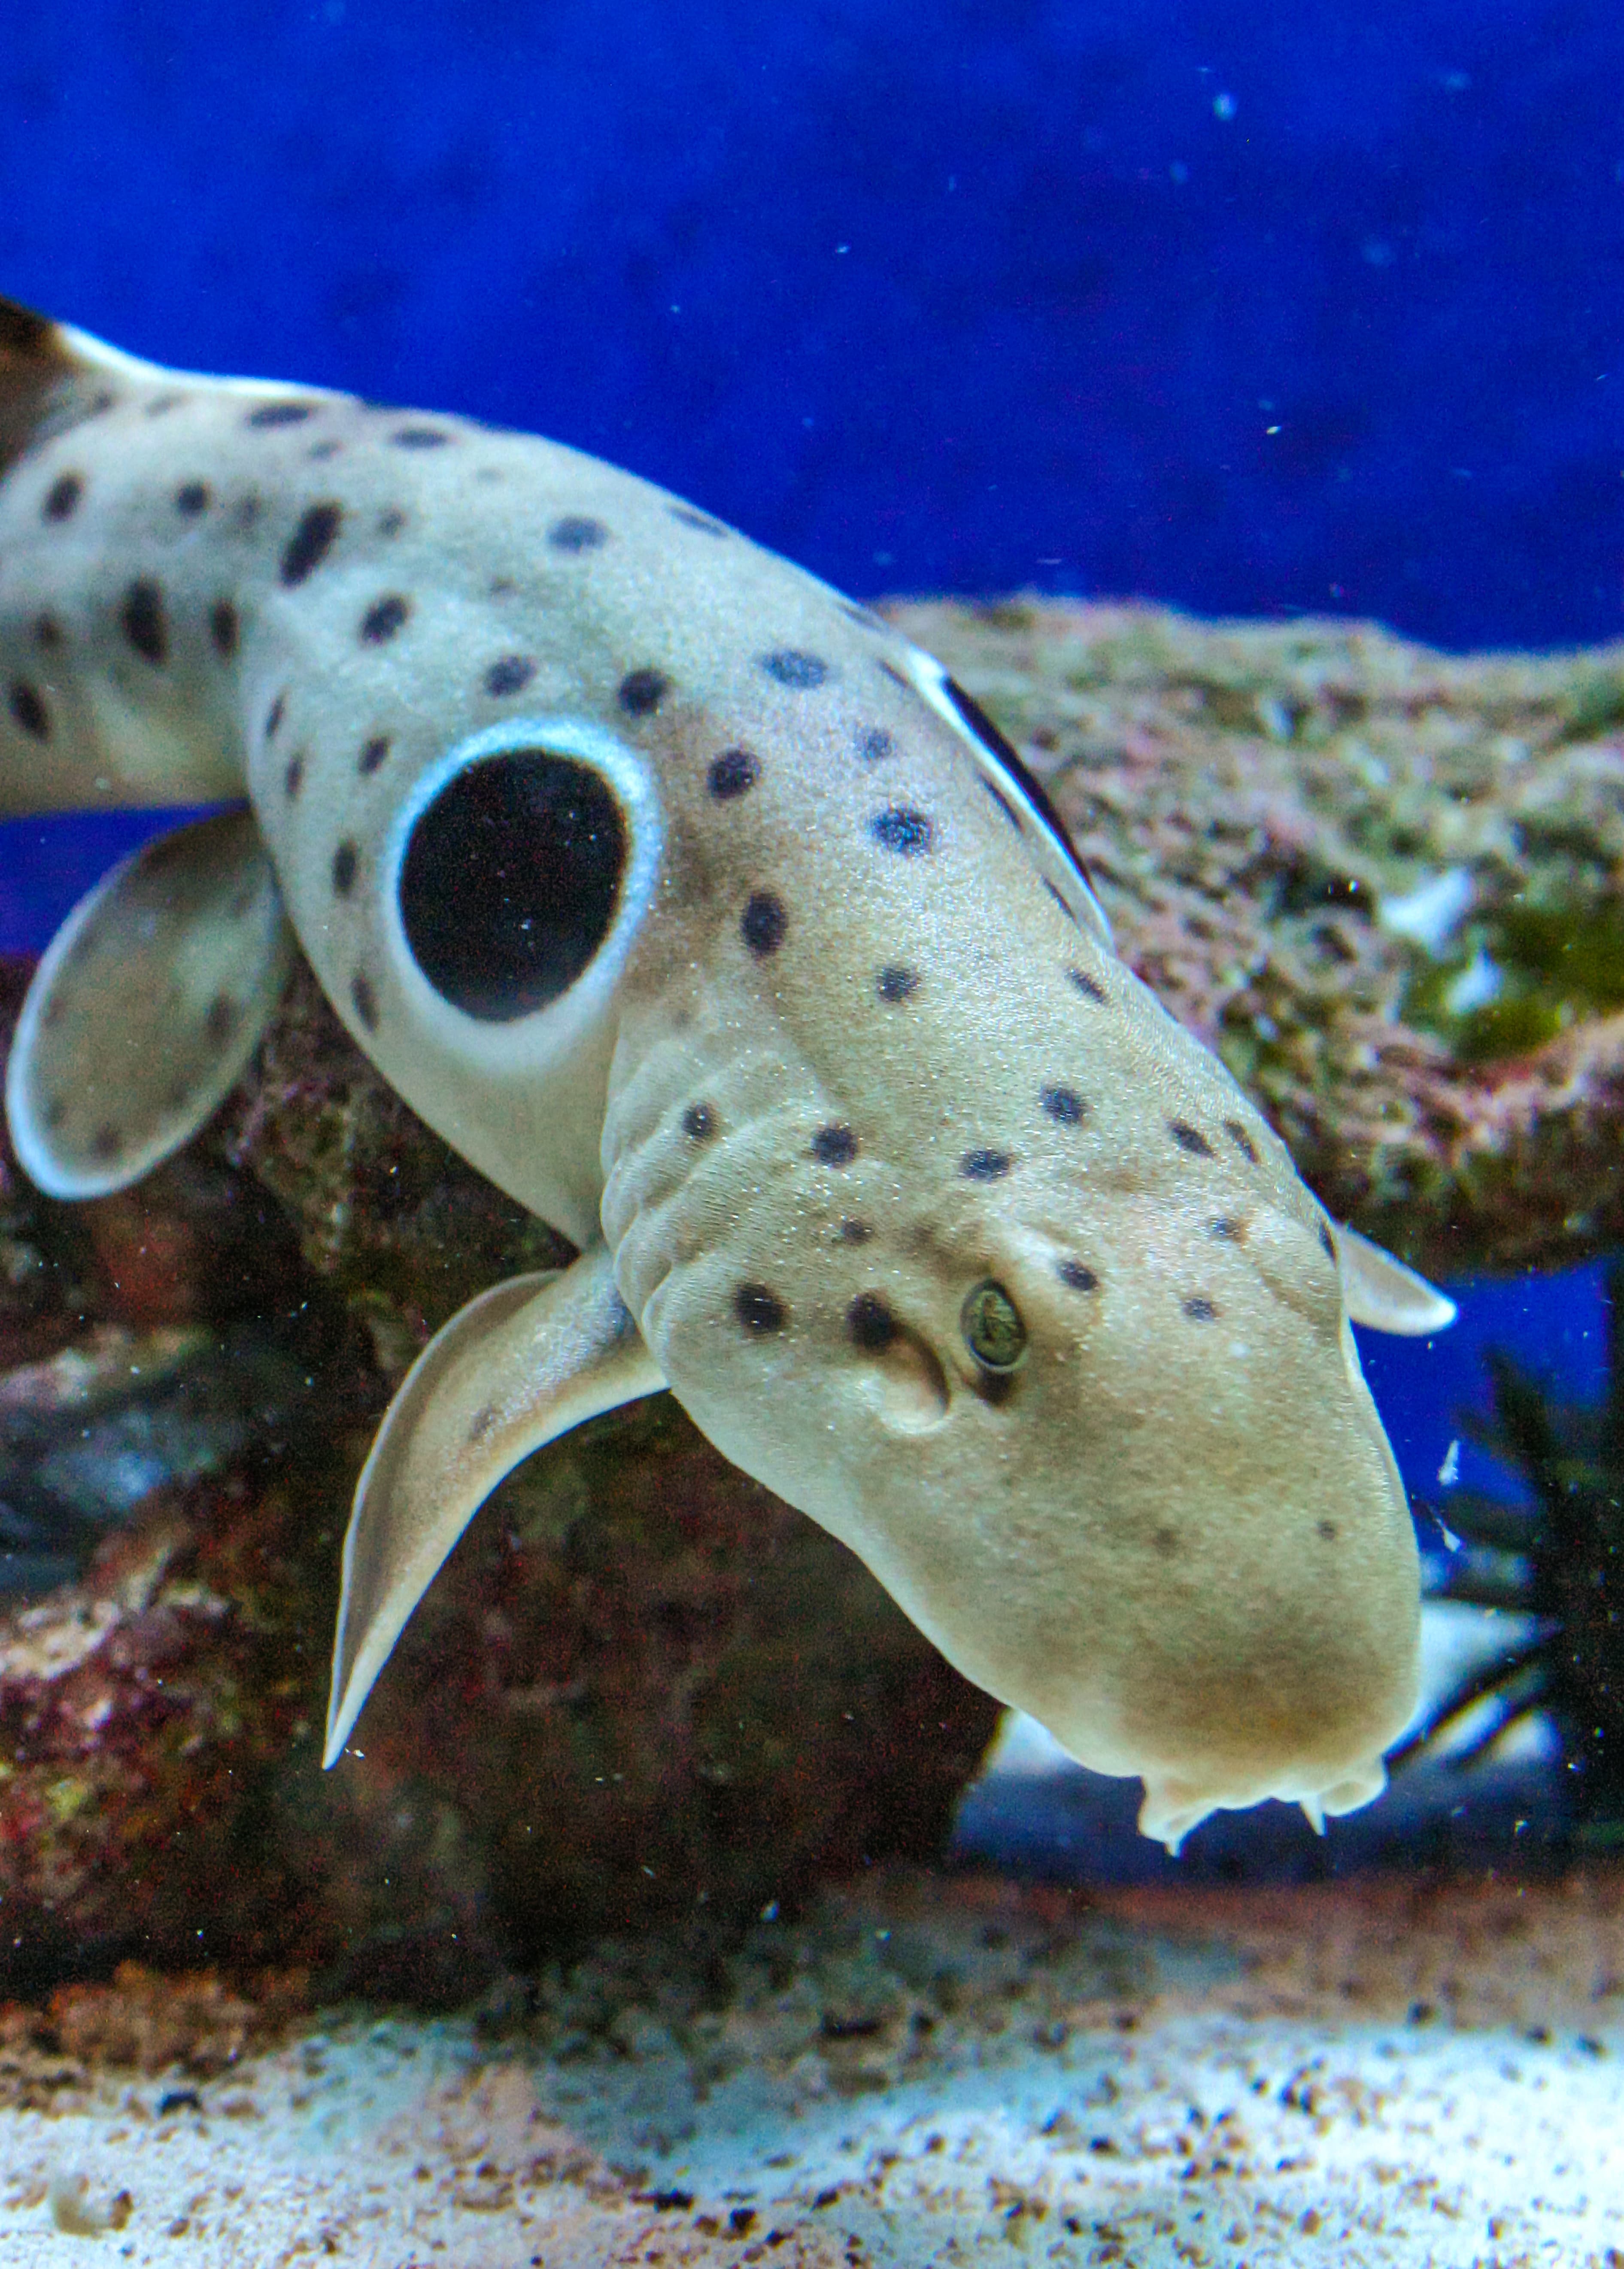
left=639, top=1095, right=1427, bottom=1852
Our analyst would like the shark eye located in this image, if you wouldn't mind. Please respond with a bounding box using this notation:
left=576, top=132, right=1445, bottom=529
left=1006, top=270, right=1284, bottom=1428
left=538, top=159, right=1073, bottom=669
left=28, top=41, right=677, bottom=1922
left=961, top=1280, right=1026, bottom=1372
left=398, top=745, right=627, bottom=1020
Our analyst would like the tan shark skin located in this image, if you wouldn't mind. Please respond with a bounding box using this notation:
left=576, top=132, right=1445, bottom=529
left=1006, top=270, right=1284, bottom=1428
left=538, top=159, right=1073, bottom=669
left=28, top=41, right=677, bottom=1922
left=0, top=298, right=1453, bottom=1850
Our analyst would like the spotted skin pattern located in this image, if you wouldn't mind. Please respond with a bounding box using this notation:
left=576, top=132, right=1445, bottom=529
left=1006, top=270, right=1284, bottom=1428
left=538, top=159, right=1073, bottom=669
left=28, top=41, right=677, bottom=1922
left=0, top=299, right=1454, bottom=1851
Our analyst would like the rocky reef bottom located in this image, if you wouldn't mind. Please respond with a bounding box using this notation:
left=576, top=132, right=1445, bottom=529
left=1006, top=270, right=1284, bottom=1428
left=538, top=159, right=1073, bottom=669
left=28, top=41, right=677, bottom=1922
left=0, top=1861, right=1620, bottom=2267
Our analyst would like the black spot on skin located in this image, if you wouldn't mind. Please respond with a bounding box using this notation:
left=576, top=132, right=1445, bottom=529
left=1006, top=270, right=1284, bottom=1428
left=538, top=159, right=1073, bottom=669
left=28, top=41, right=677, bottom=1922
left=1183, top=1296, right=1219, bottom=1323
left=838, top=1219, right=873, bottom=1244
left=351, top=973, right=379, bottom=1031
left=247, top=401, right=315, bottom=428
left=1169, top=1120, right=1214, bottom=1158
left=1224, top=1119, right=1261, bottom=1164
left=668, top=505, right=729, bottom=537
left=467, top=1404, right=497, bottom=1445
left=358, top=734, right=390, bottom=776
left=618, top=667, right=670, bottom=717
left=847, top=1292, right=897, bottom=1352
left=361, top=595, right=410, bottom=644
left=871, top=807, right=935, bottom=856
left=144, top=393, right=185, bottom=417
left=377, top=509, right=406, bottom=538
left=33, top=614, right=63, bottom=651
left=548, top=515, right=607, bottom=552
left=1040, top=1085, right=1086, bottom=1126
left=209, top=601, right=239, bottom=659
left=1153, top=1526, right=1180, bottom=1559
left=204, top=994, right=237, bottom=1047
left=707, top=747, right=760, bottom=800
left=120, top=580, right=167, bottom=666
left=284, top=754, right=304, bottom=799
left=1045, top=880, right=1078, bottom=925
left=42, top=472, right=82, bottom=522
left=980, top=776, right=1023, bottom=831
left=264, top=693, right=285, bottom=742
left=1210, top=1217, right=1246, bottom=1243
left=877, top=965, right=918, bottom=1003
left=8, top=680, right=48, bottom=740
left=857, top=728, right=895, bottom=763
left=1318, top=1222, right=1336, bottom=1260
left=232, top=494, right=263, bottom=532
left=307, top=439, right=342, bottom=461
left=42, top=1098, right=65, bottom=1131
left=735, top=1283, right=786, bottom=1335
left=761, top=649, right=830, bottom=690
left=91, top=1125, right=123, bottom=1163
left=175, top=480, right=209, bottom=516
left=332, top=842, right=358, bottom=896
left=485, top=655, right=536, bottom=698
left=683, top=1103, right=716, bottom=1141
left=1317, top=1518, right=1339, bottom=1541
left=399, top=748, right=627, bottom=1021
left=741, top=891, right=787, bottom=957
left=961, top=1149, right=1013, bottom=1181
left=391, top=425, right=451, bottom=448
left=1058, top=1260, right=1098, bottom=1292
left=811, top=1124, right=858, bottom=1166
left=280, top=501, right=343, bottom=586
left=1067, top=966, right=1108, bottom=1004
left=489, top=576, right=516, bottom=597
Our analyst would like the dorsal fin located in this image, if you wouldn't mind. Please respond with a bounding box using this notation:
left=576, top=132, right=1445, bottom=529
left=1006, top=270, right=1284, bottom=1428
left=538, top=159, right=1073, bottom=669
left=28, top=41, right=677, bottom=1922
left=0, top=293, right=164, bottom=475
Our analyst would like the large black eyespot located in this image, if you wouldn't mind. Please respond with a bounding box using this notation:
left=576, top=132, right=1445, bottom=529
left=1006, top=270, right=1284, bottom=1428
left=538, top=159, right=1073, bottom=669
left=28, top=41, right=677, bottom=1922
left=961, top=1280, right=1027, bottom=1372
left=399, top=748, right=625, bottom=1020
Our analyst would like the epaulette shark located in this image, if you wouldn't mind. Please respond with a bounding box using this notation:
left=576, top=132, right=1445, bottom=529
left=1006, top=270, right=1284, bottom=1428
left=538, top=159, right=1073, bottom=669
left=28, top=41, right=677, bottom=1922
left=0, top=297, right=1454, bottom=1851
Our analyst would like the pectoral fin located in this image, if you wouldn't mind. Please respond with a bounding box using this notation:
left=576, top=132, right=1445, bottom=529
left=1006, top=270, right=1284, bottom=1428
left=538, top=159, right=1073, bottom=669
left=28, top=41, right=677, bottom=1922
left=6, top=810, right=294, bottom=1199
left=1334, top=1222, right=1457, bottom=1336
left=323, top=1247, right=664, bottom=1765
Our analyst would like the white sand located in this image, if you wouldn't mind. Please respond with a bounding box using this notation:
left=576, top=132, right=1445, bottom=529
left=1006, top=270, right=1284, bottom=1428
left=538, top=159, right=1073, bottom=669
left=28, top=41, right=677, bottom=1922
left=2, top=1870, right=1621, bottom=2267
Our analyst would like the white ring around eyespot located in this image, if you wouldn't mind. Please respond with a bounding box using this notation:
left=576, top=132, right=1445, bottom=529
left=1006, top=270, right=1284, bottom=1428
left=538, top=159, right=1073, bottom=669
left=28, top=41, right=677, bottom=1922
left=379, top=715, right=663, bottom=1075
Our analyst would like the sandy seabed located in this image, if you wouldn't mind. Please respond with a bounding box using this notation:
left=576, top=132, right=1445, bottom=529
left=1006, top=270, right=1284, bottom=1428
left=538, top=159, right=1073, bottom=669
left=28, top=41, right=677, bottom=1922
left=0, top=1867, right=1620, bottom=2269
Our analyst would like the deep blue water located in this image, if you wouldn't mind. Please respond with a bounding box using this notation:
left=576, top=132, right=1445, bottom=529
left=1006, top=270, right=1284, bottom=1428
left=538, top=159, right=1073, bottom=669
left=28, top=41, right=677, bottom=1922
left=1, top=5, right=1617, bottom=1525
left=1, top=0, right=1621, bottom=650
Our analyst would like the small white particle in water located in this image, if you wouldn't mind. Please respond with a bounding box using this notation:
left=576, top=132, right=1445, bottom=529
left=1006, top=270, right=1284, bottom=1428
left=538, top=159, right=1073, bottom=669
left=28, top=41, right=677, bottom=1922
left=1438, top=1438, right=1460, bottom=1488
left=1213, top=91, right=1236, bottom=119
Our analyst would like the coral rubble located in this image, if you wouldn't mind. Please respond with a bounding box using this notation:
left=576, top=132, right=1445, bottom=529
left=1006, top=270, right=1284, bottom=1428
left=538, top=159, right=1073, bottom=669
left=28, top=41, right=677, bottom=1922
left=892, top=599, right=1624, bottom=1276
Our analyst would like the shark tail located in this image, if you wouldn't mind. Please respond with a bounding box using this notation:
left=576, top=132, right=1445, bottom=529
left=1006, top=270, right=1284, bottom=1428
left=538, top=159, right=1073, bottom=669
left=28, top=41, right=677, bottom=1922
left=0, top=294, right=167, bottom=475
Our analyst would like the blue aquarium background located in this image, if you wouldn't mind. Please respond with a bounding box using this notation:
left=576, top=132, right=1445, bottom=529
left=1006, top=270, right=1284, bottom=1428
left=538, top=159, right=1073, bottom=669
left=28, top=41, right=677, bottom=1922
left=0, top=2, right=1618, bottom=1725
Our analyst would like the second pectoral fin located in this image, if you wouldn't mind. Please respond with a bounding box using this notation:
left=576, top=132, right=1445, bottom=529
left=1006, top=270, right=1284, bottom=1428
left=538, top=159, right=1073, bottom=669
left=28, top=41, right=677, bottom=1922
left=1334, top=1222, right=1457, bottom=1336
left=323, top=1247, right=664, bottom=1765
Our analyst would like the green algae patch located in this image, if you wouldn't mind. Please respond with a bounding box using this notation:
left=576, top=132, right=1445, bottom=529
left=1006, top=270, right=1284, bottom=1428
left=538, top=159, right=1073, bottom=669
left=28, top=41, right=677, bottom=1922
left=1405, top=895, right=1624, bottom=1066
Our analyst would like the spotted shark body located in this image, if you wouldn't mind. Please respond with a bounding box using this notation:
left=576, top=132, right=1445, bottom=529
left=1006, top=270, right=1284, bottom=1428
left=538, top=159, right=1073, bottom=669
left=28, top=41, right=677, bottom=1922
left=0, top=298, right=1454, bottom=1850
